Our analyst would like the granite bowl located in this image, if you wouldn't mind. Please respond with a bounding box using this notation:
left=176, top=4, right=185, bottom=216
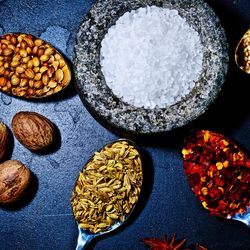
left=73, top=0, right=228, bottom=136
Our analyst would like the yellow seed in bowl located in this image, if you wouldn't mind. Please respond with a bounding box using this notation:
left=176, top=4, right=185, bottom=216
left=10, top=61, right=20, bottom=68
left=11, top=75, right=20, bottom=86
left=43, top=86, right=50, bottom=93
left=48, top=80, right=57, bottom=89
left=22, top=56, right=30, bottom=64
left=55, top=53, right=61, bottom=60
left=33, top=67, right=40, bottom=73
left=0, top=67, right=5, bottom=75
left=24, top=37, right=34, bottom=48
left=52, top=60, right=59, bottom=71
left=34, top=73, right=42, bottom=81
left=19, top=49, right=27, bottom=58
left=34, top=39, right=43, bottom=47
left=2, top=86, right=9, bottom=92
left=53, top=85, right=62, bottom=93
left=3, top=48, right=13, bottom=56
left=35, top=89, right=43, bottom=96
left=62, top=66, right=71, bottom=85
left=27, top=60, right=33, bottom=68
left=45, top=47, right=54, bottom=56
left=40, top=55, right=49, bottom=62
left=39, top=66, right=48, bottom=73
left=45, top=89, right=54, bottom=96
left=26, top=47, right=32, bottom=55
left=42, top=74, right=49, bottom=85
left=8, top=44, right=16, bottom=51
left=59, top=59, right=65, bottom=68
left=33, top=46, right=38, bottom=55
left=2, top=39, right=10, bottom=45
left=47, top=67, right=55, bottom=77
left=48, top=55, right=55, bottom=64
left=16, top=66, right=25, bottom=74
left=33, top=80, right=43, bottom=89
left=25, top=68, right=34, bottom=79
left=0, top=78, right=6, bottom=87
left=0, top=33, right=71, bottom=98
left=12, top=54, right=21, bottom=62
left=108, top=213, right=119, bottom=220
left=17, top=90, right=26, bottom=97
left=55, top=69, right=64, bottom=82
left=32, top=57, right=40, bottom=67
left=20, top=78, right=28, bottom=87
left=27, top=88, right=35, bottom=96
left=28, top=80, right=34, bottom=88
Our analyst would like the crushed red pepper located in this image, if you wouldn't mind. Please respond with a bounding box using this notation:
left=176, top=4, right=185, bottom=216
left=182, top=130, right=250, bottom=219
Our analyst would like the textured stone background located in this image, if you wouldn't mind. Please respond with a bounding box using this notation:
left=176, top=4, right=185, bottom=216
left=0, top=0, right=249, bottom=249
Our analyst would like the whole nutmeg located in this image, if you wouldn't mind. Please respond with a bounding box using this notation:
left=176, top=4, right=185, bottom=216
left=0, top=122, right=8, bottom=161
left=12, top=111, right=55, bottom=151
left=0, top=160, right=31, bottom=204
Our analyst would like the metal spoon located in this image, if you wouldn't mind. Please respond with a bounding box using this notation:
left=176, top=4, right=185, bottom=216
left=182, top=130, right=250, bottom=227
left=71, top=139, right=143, bottom=250
left=233, top=207, right=250, bottom=227
left=235, top=28, right=250, bottom=74
left=0, top=33, right=72, bottom=99
left=75, top=218, right=125, bottom=250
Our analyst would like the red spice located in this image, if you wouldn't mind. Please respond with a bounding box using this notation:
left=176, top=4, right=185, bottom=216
left=182, top=130, right=250, bottom=218
left=141, top=233, right=207, bottom=250
left=142, top=234, right=188, bottom=250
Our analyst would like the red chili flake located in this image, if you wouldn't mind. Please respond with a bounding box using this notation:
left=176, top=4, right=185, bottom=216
left=182, top=130, right=250, bottom=219
left=214, top=177, right=224, bottom=187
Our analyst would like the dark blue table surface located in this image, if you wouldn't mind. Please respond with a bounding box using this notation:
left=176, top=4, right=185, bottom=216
left=0, top=0, right=250, bottom=249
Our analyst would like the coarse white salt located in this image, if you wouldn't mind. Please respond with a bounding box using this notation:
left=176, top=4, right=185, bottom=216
left=100, top=6, right=203, bottom=109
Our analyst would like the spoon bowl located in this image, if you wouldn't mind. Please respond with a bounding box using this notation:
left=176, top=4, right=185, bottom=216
left=182, top=130, right=250, bottom=227
left=76, top=220, right=122, bottom=250
left=0, top=33, right=71, bottom=99
left=233, top=207, right=250, bottom=227
left=71, top=139, right=143, bottom=249
left=235, top=28, right=250, bottom=74
left=76, top=213, right=127, bottom=249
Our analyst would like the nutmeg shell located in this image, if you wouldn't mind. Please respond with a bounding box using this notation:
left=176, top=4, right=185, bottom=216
left=12, top=111, right=55, bottom=151
left=0, top=122, right=8, bottom=161
left=0, top=160, right=31, bottom=204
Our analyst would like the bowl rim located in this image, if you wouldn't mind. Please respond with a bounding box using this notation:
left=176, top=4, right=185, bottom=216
left=74, top=0, right=229, bottom=135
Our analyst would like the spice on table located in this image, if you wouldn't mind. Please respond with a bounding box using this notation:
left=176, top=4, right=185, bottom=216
left=100, top=6, right=203, bottom=109
left=182, top=130, right=250, bottom=219
left=0, top=160, right=31, bottom=204
left=0, top=33, right=71, bottom=98
left=12, top=111, right=55, bottom=151
left=142, top=233, right=207, bottom=250
left=71, top=140, right=143, bottom=233
left=235, top=28, right=250, bottom=74
left=0, top=122, right=8, bottom=161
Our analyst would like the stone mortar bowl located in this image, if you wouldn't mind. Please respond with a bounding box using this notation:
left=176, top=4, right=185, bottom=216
left=73, top=0, right=228, bottom=136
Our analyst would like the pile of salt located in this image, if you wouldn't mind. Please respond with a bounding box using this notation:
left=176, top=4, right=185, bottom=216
left=100, top=6, right=203, bottom=109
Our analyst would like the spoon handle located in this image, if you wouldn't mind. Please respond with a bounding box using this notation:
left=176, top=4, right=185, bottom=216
left=75, top=227, right=95, bottom=250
